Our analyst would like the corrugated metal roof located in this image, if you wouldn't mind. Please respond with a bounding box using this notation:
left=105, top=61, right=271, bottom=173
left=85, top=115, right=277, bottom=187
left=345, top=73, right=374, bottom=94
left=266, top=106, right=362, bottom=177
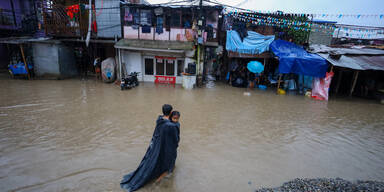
left=0, top=37, right=53, bottom=44
left=310, top=44, right=384, bottom=55
left=318, top=53, right=384, bottom=71
left=114, top=39, right=194, bottom=51
left=311, top=44, right=384, bottom=71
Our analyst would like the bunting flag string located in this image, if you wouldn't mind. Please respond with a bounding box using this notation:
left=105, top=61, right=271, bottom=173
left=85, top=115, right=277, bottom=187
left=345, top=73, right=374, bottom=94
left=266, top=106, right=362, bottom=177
left=224, top=7, right=384, bottom=20
left=225, top=7, right=384, bottom=37
left=228, top=11, right=337, bottom=35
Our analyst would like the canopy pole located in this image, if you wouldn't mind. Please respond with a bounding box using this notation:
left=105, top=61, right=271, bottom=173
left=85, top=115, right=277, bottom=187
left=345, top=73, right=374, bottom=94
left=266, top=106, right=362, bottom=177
left=19, top=44, right=31, bottom=80
left=301, top=74, right=305, bottom=93
left=276, top=74, right=282, bottom=94
left=349, top=71, right=359, bottom=97
left=335, top=69, right=343, bottom=94
left=118, top=48, right=122, bottom=80
left=262, top=58, right=266, bottom=85
left=263, top=58, right=266, bottom=69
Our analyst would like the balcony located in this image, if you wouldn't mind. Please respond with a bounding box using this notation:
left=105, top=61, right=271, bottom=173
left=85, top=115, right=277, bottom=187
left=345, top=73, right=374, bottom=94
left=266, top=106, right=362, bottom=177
left=43, top=2, right=91, bottom=38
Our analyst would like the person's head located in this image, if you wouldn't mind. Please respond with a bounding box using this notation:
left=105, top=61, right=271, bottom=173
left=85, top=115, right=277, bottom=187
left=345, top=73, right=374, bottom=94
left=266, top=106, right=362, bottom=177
left=162, top=104, right=173, bottom=118
left=170, top=111, right=180, bottom=123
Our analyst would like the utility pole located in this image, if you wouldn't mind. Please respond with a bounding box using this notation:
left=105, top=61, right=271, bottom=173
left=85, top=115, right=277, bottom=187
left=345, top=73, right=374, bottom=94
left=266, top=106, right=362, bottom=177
left=196, top=0, right=203, bottom=87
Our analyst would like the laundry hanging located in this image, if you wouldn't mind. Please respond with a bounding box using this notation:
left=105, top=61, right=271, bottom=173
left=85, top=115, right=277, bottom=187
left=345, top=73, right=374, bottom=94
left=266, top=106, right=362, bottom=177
left=156, top=17, right=163, bottom=34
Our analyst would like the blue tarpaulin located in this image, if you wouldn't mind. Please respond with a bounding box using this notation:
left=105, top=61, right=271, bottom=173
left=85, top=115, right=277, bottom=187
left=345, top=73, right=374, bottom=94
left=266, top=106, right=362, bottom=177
left=270, top=40, right=328, bottom=78
left=8, top=62, right=33, bottom=75
left=226, top=30, right=275, bottom=55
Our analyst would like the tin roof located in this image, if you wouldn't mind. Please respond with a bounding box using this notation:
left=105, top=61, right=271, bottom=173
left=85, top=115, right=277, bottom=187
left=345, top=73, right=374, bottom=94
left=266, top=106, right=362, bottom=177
left=310, top=44, right=384, bottom=70
left=115, top=39, right=194, bottom=52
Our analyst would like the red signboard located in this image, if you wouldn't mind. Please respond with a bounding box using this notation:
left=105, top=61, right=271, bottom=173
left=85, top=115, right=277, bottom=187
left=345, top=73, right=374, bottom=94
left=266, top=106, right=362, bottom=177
left=155, top=76, right=176, bottom=84
left=155, top=56, right=176, bottom=60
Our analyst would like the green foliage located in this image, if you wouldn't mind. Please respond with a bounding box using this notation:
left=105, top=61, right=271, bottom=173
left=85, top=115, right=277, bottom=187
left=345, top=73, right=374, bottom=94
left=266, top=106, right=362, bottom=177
left=281, top=16, right=311, bottom=45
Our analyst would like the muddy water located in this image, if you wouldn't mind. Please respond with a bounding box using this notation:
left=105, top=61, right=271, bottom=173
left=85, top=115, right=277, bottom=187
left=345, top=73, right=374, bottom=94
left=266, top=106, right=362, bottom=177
left=0, top=78, right=383, bottom=192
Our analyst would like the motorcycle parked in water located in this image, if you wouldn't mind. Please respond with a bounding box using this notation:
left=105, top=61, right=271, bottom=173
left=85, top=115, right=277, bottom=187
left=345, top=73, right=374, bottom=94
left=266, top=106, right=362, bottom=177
left=121, top=72, right=140, bottom=90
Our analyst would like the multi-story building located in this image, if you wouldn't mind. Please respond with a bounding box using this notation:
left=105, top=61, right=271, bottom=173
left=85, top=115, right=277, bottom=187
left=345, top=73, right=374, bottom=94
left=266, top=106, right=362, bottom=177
left=115, top=2, right=223, bottom=84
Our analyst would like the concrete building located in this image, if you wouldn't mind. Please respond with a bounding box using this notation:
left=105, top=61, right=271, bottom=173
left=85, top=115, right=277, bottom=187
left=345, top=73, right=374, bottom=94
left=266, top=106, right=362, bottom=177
left=115, top=3, right=222, bottom=84
left=309, top=20, right=337, bottom=46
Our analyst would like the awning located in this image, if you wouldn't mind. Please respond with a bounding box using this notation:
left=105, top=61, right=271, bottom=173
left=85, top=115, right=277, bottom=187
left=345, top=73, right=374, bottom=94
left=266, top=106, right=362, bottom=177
left=114, top=39, right=194, bottom=53
left=318, top=53, right=384, bottom=71
left=310, top=44, right=384, bottom=71
left=270, top=40, right=328, bottom=78
left=310, top=44, right=384, bottom=55
left=0, top=37, right=53, bottom=44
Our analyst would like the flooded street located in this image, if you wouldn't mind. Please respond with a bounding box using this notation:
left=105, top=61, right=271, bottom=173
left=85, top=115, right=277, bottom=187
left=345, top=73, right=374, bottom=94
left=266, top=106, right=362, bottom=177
left=1, top=78, right=384, bottom=192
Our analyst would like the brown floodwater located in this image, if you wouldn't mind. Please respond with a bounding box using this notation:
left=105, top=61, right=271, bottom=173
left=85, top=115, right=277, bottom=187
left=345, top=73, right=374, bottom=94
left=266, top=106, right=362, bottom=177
left=0, top=77, right=383, bottom=192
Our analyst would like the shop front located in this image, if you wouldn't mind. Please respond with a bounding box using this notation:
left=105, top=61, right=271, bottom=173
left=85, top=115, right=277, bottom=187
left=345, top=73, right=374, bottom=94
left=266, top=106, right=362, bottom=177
left=115, top=39, right=195, bottom=85
left=143, top=56, right=184, bottom=84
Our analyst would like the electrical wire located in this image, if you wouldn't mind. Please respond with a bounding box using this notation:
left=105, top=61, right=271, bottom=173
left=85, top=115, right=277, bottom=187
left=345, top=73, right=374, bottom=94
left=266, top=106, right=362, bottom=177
left=205, top=0, right=384, bottom=19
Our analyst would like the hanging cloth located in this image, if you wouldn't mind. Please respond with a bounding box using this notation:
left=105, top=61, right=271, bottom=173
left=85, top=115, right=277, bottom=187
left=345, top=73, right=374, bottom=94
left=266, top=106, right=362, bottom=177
left=142, top=25, right=151, bottom=33
left=156, top=17, right=163, bottom=34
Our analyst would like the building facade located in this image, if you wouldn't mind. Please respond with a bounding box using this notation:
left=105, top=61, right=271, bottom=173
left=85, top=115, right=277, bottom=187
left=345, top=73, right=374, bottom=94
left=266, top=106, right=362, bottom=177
left=115, top=3, right=222, bottom=84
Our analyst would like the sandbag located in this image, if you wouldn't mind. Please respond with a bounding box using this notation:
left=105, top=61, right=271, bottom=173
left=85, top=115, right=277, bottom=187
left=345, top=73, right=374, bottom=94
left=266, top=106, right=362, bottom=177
left=312, top=72, right=334, bottom=101
left=101, top=57, right=116, bottom=83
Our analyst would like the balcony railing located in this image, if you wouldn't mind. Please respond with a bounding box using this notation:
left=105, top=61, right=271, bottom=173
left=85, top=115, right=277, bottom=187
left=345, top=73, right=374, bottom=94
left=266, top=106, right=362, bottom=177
left=43, top=4, right=90, bottom=37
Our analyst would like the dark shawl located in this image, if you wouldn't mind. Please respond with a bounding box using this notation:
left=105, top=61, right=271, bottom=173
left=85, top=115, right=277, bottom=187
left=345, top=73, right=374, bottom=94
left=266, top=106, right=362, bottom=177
left=120, top=116, right=180, bottom=192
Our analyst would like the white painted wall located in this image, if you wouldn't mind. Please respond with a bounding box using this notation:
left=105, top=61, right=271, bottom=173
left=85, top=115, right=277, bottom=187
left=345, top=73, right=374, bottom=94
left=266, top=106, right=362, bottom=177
left=185, top=57, right=195, bottom=69
left=121, top=51, right=143, bottom=80
left=120, top=50, right=195, bottom=84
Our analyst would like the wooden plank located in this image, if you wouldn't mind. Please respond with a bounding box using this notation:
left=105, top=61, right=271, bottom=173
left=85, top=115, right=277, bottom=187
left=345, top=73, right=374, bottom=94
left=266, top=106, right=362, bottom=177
left=276, top=74, right=282, bottom=94
left=349, top=71, right=359, bottom=97
left=335, top=70, right=343, bottom=94
left=19, top=44, right=31, bottom=80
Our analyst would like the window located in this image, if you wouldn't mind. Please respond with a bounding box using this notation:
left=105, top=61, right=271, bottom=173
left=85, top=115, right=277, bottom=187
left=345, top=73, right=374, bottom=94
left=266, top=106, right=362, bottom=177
left=156, top=59, right=164, bottom=75
left=164, top=13, right=170, bottom=31
left=170, top=10, right=181, bottom=27
left=140, top=9, right=152, bottom=26
left=166, top=60, right=175, bottom=76
left=177, top=60, right=184, bottom=76
left=145, top=58, right=154, bottom=75
left=182, top=10, right=193, bottom=28
left=124, top=8, right=140, bottom=26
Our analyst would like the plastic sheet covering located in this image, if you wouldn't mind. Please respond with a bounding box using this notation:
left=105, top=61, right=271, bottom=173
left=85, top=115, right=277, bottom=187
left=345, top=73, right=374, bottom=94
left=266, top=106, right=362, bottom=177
left=101, top=57, right=116, bottom=83
left=270, top=40, right=328, bottom=78
left=8, top=62, right=33, bottom=75
left=226, top=30, right=275, bottom=55
left=312, top=72, right=334, bottom=101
